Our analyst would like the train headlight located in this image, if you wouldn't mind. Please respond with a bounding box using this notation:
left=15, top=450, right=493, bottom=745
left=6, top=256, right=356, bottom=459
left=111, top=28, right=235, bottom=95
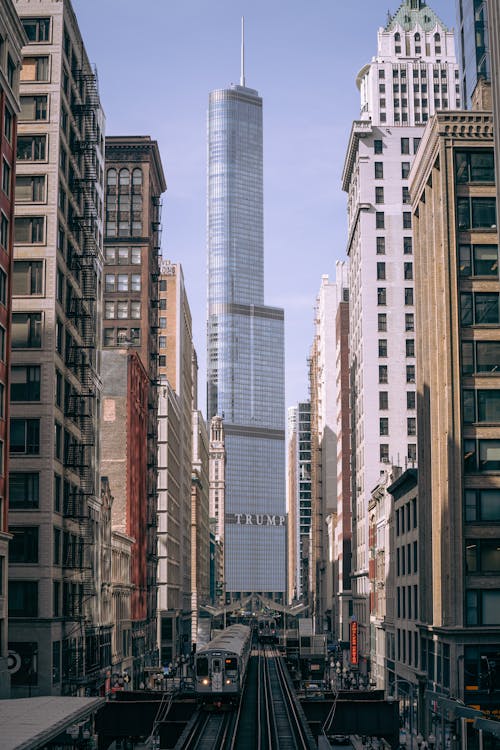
left=226, top=679, right=232, bottom=684
left=202, top=678, right=210, bottom=685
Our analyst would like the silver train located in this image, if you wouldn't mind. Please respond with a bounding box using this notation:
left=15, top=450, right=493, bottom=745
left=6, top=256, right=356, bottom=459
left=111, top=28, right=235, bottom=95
left=256, top=615, right=278, bottom=643
left=194, top=624, right=252, bottom=708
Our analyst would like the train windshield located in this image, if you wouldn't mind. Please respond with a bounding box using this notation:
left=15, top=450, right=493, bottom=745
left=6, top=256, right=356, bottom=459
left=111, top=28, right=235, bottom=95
left=225, top=657, right=237, bottom=672
left=213, top=659, right=221, bottom=673
left=196, top=657, right=209, bottom=676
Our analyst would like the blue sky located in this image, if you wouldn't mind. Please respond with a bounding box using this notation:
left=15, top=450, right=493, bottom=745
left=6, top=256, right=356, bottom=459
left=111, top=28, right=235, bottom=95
left=73, top=0, right=456, bottom=414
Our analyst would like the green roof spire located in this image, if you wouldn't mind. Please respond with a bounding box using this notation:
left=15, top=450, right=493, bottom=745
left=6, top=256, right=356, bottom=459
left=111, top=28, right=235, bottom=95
left=385, top=0, right=449, bottom=32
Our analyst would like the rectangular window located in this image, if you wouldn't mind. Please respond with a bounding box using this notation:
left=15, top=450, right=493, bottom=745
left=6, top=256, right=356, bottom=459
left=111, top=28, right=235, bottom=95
left=22, top=18, right=50, bottom=42
left=477, top=391, right=500, bottom=422
left=408, top=444, right=417, bottom=462
left=14, top=217, right=45, bottom=244
left=103, top=328, right=115, bottom=347
left=117, top=274, right=128, bottom=292
left=376, top=237, right=385, bottom=254
left=117, top=301, right=128, bottom=319
left=9, top=473, right=39, bottom=510
left=20, top=56, right=49, bottom=82
left=11, top=365, right=41, bottom=401
left=378, top=288, right=387, bottom=305
left=379, top=391, right=389, bottom=409
left=3, top=108, right=12, bottom=142
left=465, top=489, right=500, bottom=522
left=9, top=581, right=38, bottom=617
left=457, top=197, right=497, bottom=230
left=19, top=95, right=48, bottom=121
left=407, top=391, right=416, bottom=409
left=15, top=175, right=46, bottom=203
left=378, top=313, right=387, bottom=332
left=374, top=140, right=383, bottom=154
left=13, top=261, right=43, bottom=295
left=461, top=292, right=499, bottom=325
left=105, top=274, right=116, bottom=292
left=405, top=313, right=414, bottom=331
left=104, top=302, right=115, bottom=319
left=376, top=212, right=385, bottom=229
left=375, top=186, right=384, bottom=204
left=402, top=162, right=410, bottom=179
left=455, top=150, right=495, bottom=183
left=131, top=247, right=141, bottom=264
left=2, top=159, right=11, bottom=197
left=10, top=419, right=40, bottom=454
left=406, top=339, right=415, bottom=357
left=401, top=138, right=410, bottom=154
left=466, top=590, right=500, bottom=625
left=0, top=213, right=8, bottom=249
left=404, top=236, right=413, bottom=254
left=407, top=365, right=416, bottom=383
left=380, top=417, right=389, bottom=436
left=12, top=313, right=42, bottom=348
left=379, top=365, right=388, bottom=384
left=130, top=301, right=141, bottom=319
left=405, top=288, right=414, bottom=305
left=10, top=527, right=39, bottom=563
left=403, top=212, right=412, bottom=229
left=131, top=274, right=141, bottom=291
left=118, top=247, right=129, bottom=265
left=459, top=244, right=498, bottom=277
left=407, top=417, right=416, bottom=436
left=377, top=263, right=386, bottom=280
left=379, top=339, right=388, bottom=357
left=375, top=162, right=384, bottom=179
left=16, top=134, right=47, bottom=162
left=380, top=444, right=389, bottom=462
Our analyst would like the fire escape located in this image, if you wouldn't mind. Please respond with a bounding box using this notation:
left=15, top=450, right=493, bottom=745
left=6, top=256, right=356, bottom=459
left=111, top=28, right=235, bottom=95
left=63, top=62, right=102, bottom=688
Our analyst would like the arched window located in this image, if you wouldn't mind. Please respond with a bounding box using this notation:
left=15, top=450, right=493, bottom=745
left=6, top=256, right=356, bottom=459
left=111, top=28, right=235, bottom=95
left=119, top=168, right=130, bottom=186
left=434, top=33, right=441, bottom=43
left=395, top=32, right=401, bottom=42
left=107, top=168, right=117, bottom=187
left=414, top=33, right=421, bottom=42
left=132, top=168, right=143, bottom=186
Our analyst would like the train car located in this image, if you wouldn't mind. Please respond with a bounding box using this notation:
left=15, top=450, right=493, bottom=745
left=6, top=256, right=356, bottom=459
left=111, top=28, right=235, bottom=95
left=256, top=615, right=278, bottom=644
left=194, top=624, right=252, bottom=708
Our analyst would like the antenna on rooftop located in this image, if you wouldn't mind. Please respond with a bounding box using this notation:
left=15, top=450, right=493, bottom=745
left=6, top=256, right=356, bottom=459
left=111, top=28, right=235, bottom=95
left=240, top=16, right=246, bottom=86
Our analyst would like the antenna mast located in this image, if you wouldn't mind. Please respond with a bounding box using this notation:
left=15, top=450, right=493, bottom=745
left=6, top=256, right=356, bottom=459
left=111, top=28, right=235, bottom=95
left=240, top=16, right=245, bottom=86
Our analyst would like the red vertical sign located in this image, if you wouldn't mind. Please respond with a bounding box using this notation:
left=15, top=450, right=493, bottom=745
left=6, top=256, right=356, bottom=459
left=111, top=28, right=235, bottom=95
left=350, top=620, right=358, bottom=665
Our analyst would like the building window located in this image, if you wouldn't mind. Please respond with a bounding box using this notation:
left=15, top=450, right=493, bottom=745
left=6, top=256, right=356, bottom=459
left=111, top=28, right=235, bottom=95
left=466, top=590, right=500, bottom=625
left=465, top=489, right=500, bottom=522
left=11, top=366, right=41, bottom=401
left=12, top=313, right=42, bottom=348
left=462, top=341, right=500, bottom=375
left=9, top=472, right=39, bottom=510
left=0, top=213, right=8, bottom=249
left=10, top=419, right=40, bottom=455
left=379, top=365, right=388, bottom=384
left=375, top=186, right=384, bottom=204
left=131, top=274, right=141, bottom=291
left=104, top=301, right=115, bottom=319
left=405, top=313, right=414, bottom=331
left=408, top=444, right=417, bottom=462
left=404, top=262, right=413, bottom=280
left=130, top=301, right=141, bottom=318
left=105, top=274, right=116, bottom=292
left=403, top=212, right=412, bottom=229
left=21, top=17, right=51, bottom=42
left=378, top=287, right=387, bottom=305
left=405, top=288, right=414, bottom=306
left=380, top=417, right=389, bottom=435
left=20, top=56, right=49, bottom=82
left=407, top=391, right=416, bottom=410
left=117, top=274, right=128, bottom=292
left=379, top=339, right=388, bottom=357
left=401, top=162, right=410, bottom=179
left=374, top=140, right=383, bottom=154
left=402, top=187, right=410, bottom=204
left=376, top=237, right=385, bottom=254
left=380, top=444, right=389, bottom=462
left=377, top=263, right=386, bottom=280
left=2, top=159, right=11, bottom=197
left=13, top=261, right=43, bottom=295
left=401, top=138, right=410, bottom=155
left=403, top=236, right=413, bottom=254
left=406, top=339, right=415, bottom=357
left=10, top=527, right=39, bottom=563
left=131, top=247, right=141, bottom=264
left=379, top=391, right=389, bottom=409
left=466, top=539, right=500, bottom=574
left=14, top=217, right=45, bottom=244
left=3, top=108, right=12, bottom=143
left=15, top=175, right=46, bottom=203
left=103, top=328, right=115, bottom=347
left=19, top=95, right=48, bottom=121
left=459, top=244, right=498, bottom=277
left=457, top=197, right=497, bottom=230
left=460, top=292, right=499, bottom=325
left=378, top=313, right=387, bottom=332
left=9, top=581, right=38, bottom=617
left=407, top=365, right=415, bottom=383
left=456, top=150, right=495, bottom=183
left=375, top=162, right=384, bottom=179
left=407, top=417, right=416, bottom=436
left=117, top=301, right=128, bottom=319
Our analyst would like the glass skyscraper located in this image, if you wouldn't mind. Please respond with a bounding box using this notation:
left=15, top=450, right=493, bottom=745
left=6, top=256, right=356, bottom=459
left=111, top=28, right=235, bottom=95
left=456, top=0, right=490, bottom=107
left=207, top=82, right=286, bottom=601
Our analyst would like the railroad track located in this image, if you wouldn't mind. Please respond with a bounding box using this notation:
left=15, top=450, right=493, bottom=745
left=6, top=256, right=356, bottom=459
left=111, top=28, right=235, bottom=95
left=178, top=709, right=236, bottom=750
left=231, top=646, right=315, bottom=749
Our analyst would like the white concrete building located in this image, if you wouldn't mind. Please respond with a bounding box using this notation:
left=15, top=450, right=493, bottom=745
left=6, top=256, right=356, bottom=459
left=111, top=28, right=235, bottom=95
left=341, top=0, right=458, bottom=673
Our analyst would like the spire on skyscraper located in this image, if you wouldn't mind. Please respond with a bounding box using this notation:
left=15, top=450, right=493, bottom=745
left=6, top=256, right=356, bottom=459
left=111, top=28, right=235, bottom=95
left=240, top=16, right=245, bottom=87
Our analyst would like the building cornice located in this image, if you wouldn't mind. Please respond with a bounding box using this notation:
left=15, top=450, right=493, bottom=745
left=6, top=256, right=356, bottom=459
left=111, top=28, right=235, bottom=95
left=342, top=120, right=373, bottom=192
left=410, top=111, right=494, bottom=208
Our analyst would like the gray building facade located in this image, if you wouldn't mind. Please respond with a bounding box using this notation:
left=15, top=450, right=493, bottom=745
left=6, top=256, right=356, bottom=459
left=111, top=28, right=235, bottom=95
left=206, top=80, right=286, bottom=601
